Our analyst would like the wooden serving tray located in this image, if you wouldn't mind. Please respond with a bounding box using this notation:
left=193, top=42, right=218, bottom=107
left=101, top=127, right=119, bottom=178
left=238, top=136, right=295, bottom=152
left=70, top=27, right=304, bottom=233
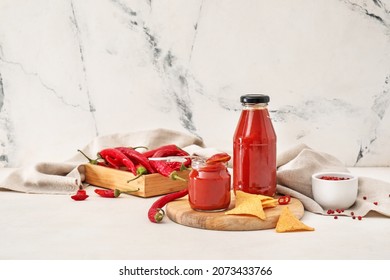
left=84, top=163, right=189, bottom=197
left=166, top=192, right=304, bottom=231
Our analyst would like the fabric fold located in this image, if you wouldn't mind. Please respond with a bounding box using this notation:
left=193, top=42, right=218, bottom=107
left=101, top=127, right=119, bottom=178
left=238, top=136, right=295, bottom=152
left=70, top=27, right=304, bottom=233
left=0, top=128, right=389, bottom=218
left=276, top=145, right=390, bottom=217
left=0, top=128, right=204, bottom=194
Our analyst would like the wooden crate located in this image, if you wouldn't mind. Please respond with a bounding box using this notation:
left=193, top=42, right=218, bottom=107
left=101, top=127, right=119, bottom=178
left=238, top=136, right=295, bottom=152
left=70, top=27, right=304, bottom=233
left=84, top=164, right=189, bottom=198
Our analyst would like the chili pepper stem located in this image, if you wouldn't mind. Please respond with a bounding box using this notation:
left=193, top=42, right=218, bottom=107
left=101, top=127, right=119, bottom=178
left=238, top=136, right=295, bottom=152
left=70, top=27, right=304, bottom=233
left=148, top=188, right=188, bottom=223
left=170, top=173, right=187, bottom=182
left=154, top=208, right=165, bottom=223
left=121, top=188, right=140, bottom=194
left=127, top=174, right=143, bottom=183
left=114, top=189, right=122, bottom=197
left=179, top=164, right=189, bottom=171
left=78, top=149, right=99, bottom=165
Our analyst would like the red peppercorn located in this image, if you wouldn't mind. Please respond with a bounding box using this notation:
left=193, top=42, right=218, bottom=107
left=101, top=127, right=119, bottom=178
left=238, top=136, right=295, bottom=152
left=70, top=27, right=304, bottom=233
left=373, top=202, right=378, bottom=205
left=358, top=216, right=362, bottom=220
left=320, top=176, right=350, bottom=181
left=350, top=211, right=354, bottom=216
left=334, top=216, right=338, bottom=219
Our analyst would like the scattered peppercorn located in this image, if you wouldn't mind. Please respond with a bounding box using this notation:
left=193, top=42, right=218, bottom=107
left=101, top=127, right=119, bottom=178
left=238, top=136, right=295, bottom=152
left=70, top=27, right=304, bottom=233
left=320, top=176, right=350, bottom=180
left=373, top=202, right=378, bottom=205
left=351, top=211, right=354, bottom=216
left=358, top=216, right=362, bottom=220
left=352, top=216, right=356, bottom=220
left=363, top=196, right=367, bottom=200
left=334, top=216, right=338, bottom=219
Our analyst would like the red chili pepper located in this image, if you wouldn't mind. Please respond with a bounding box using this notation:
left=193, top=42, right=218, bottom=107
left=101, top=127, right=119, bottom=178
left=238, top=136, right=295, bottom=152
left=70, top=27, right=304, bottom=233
left=150, top=160, right=187, bottom=181
left=278, top=195, right=291, bottom=205
left=94, top=188, right=121, bottom=198
left=99, top=148, right=138, bottom=175
left=115, top=147, right=155, bottom=174
left=102, top=155, right=122, bottom=169
left=168, top=161, right=188, bottom=171
left=143, top=144, right=181, bottom=158
left=147, top=147, right=191, bottom=180
left=152, top=147, right=192, bottom=167
left=71, top=189, right=89, bottom=201
left=206, top=152, right=231, bottom=164
left=148, top=188, right=189, bottom=223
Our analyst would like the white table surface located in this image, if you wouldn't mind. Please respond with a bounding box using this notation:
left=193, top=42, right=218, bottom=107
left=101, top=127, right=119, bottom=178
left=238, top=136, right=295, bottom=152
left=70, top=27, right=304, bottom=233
left=0, top=167, right=389, bottom=260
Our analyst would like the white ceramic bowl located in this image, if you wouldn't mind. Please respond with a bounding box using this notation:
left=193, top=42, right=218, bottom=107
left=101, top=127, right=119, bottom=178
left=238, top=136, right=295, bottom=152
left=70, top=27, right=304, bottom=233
left=311, top=172, right=358, bottom=210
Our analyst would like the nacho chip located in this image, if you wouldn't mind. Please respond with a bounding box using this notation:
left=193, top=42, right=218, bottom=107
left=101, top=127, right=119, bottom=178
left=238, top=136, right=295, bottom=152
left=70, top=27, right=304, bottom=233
left=262, top=199, right=278, bottom=209
left=225, top=191, right=266, bottom=220
left=275, top=206, right=315, bottom=233
left=256, top=194, right=276, bottom=202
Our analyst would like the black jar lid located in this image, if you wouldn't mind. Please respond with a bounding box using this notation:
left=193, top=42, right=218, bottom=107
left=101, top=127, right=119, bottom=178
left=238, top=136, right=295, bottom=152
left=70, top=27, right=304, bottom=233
left=240, top=94, right=270, bottom=104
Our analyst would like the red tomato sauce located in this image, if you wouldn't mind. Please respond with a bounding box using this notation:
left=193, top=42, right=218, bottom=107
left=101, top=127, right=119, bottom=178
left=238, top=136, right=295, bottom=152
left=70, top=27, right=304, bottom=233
left=188, top=162, right=231, bottom=211
left=233, top=107, right=276, bottom=196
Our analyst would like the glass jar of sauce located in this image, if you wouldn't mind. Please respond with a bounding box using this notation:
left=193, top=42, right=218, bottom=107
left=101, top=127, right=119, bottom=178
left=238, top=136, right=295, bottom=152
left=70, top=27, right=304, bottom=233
left=233, top=94, right=277, bottom=196
left=188, top=158, right=231, bottom=212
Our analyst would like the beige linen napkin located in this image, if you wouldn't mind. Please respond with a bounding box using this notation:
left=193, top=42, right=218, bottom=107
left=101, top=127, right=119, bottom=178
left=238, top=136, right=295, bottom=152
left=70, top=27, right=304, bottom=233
left=1, top=127, right=389, bottom=218
left=276, top=144, right=390, bottom=217
left=0, top=128, right=204, bottom=194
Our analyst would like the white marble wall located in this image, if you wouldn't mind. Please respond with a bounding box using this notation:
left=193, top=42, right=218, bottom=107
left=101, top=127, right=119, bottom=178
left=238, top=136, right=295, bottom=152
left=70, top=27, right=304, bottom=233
left=0, top=0, right=389, bottom=167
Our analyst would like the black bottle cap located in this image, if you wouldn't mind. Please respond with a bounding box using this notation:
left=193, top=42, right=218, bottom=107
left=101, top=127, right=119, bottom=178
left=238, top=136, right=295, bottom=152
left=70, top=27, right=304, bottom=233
left=240, top=94, right=270, bottom=104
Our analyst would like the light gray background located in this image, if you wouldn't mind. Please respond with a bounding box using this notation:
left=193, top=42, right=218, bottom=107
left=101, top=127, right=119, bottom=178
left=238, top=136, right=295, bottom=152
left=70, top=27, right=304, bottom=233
left=1, top=0, right=389, bottom=167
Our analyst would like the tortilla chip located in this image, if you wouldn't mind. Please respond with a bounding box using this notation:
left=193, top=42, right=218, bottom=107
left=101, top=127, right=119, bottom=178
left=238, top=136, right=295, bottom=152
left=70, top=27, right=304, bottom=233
left=256, top=194, right=276, bottom=202
left=262, top=199, right=278, bottom=209
left=275, top=206, right=315, bottom=233
left=225, top=191, right=266, bottom=220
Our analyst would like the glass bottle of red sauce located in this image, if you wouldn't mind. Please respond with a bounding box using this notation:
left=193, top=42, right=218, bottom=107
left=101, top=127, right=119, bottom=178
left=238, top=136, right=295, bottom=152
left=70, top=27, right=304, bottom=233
left=233, top=94, right=277, bottom=196
left=188, top=158, right=231, bottom=212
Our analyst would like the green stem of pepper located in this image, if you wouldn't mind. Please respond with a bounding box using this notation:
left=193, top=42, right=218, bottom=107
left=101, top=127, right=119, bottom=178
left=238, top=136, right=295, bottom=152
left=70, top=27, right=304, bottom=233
left=119, top=188, right=140, bottom=194
left=127, top=174, right=143, bottom=183
left=77, top=149, right=100, bottom=165
left=169, top=171, right=187, bottom=181
left=126, top=166, right=148, bottom=183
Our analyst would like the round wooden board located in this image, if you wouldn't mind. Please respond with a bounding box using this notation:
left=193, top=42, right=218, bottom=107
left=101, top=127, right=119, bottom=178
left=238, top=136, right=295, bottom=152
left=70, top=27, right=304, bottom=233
left=166, top=193, right=304, bottom=231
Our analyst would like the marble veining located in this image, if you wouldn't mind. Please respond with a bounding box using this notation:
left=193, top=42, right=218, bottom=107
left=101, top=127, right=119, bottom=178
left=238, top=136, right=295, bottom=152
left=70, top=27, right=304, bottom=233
left=0, top=0, right=390, bottom=167
left=70, top=0, right=99, bottom=136
left=343, top=0, right=390, bottom=28
left=342, top=0, right=390, bottom=165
